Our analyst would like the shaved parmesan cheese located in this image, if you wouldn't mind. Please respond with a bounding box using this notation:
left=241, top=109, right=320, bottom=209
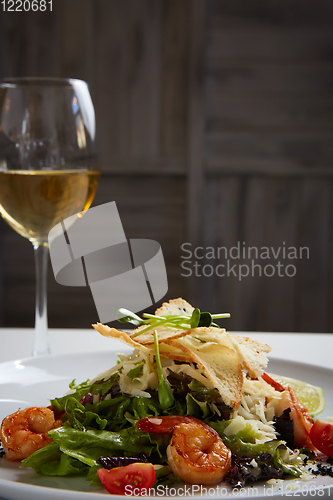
left=224, top=415, right=247, bottom=436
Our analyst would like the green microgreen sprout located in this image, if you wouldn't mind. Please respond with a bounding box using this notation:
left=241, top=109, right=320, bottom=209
left=117, top=307, right=230, bottom=339
left=117, top=308, right=147, bottom=327
left=154, top=330, right=175, bottom=409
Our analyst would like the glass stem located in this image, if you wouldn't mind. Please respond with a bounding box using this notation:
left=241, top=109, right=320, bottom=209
left=32, top=242, right=50, bottom=356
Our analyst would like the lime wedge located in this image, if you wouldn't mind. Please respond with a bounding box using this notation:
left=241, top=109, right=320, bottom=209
left=267, top=373, right=326, bottom=417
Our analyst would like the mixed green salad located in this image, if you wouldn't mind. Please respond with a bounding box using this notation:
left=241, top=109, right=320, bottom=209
left=21, top=323, right=307, bottom=492
left=21, top=358, right=303, bottom=488
left=1, top=299, right=331, bottom=495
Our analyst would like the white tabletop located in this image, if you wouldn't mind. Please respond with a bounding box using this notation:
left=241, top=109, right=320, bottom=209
left=0, top=328, right=332, bottom=369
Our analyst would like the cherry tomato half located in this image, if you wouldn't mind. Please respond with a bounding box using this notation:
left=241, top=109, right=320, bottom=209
left=97, top=462, right=156, bottom=495
left=310, top=420, right=333, bottom=457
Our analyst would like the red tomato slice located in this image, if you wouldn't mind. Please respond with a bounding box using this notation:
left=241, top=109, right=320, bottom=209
left=97, top=462, right=156, bottom=495
left=310, top=420, right=333, bottom=457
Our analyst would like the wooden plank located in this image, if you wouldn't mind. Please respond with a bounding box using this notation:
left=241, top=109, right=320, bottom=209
left=0, top=8, right=58, bottom=78
left=0, top=14, right=6, bottom=76
left=127, top=0, right=162, bottom=160
left=206, top=63, right=333, bottom=95
left=206, top=28, right=333, bottom=62
left=0, top=12, right=30, bottom=77
left=160, top=0, right=190, bottom=158
left=0, top=223, right=35, bottom=327
left=200, top=175, right=240, bottom=330
left=94, top=0, right=162, bottom=169
left=194, top=175, right=271, bottom=331
left=263, top=178, right=300, bottom=332
left=231, top=177, right=268, bottom=331
left=296, top=179, right=330, bottom=332
left=207, top=158, right=333, bottom=177
left=208, top=0, right=333, bottom=27
left=97, top=159, right=186, bottom=175
left=206, top=95, right=333, bottom=130
left=94, top=0, right=130, bottom=163
left=206, top=132, right=333, bottom=170
left=187, top=0, right=206, bottom=240
left=25, top=9, right=58, bottom=77
left=57, top=0, right=94, bottom=83
left=187, top=0, right=206, bottom=306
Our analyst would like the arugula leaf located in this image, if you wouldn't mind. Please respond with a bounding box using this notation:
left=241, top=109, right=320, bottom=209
left=69, top=379, right=91, bottom=392
left=131, top=396, right=161, bottom=420
left=82, top=411, right=108, bottom=431
left=84, top=396, right=133, bottom=431
left=51, top=374, right=120, bottom=419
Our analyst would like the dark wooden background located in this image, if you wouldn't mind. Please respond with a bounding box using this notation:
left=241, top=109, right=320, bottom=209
left=0, top=0, right=333, bottom=332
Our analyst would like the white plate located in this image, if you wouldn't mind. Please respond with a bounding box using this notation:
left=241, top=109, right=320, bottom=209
left=0, top=351, right=333, bottom=500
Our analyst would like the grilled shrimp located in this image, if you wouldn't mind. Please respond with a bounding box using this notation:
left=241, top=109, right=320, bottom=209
left=262, top=373, right=316, bottom=451
left=0, top=407, right=62, bottom=461
left=137, top=416, right=231, bottom=485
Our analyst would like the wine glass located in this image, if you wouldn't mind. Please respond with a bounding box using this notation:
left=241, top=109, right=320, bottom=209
left=0, top=77, right=100, bottom=356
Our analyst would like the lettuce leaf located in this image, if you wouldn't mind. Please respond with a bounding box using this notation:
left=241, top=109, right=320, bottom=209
left=186, top=394, right=212, bottom=419
left=22, top=423, right=169, bottom=476
left=211, top=420, right=301, bottom=477
left=51, top=424, right=164, bottom=463
left=20, top=442, right=88, bottom=476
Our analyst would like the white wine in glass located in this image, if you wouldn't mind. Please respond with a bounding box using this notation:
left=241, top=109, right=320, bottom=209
left=0, top=78, right=100, bottom=356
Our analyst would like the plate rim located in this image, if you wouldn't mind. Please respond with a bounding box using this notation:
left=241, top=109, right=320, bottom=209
left=0, top=348, right=332, bottom=372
